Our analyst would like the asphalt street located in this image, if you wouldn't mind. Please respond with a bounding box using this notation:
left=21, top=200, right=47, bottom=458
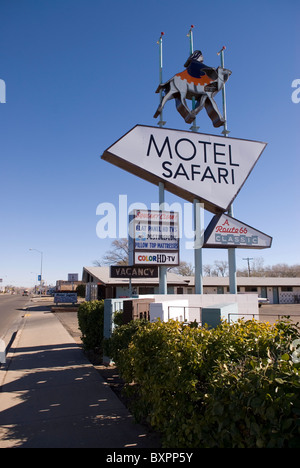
left=0, top=295, right=29, bottom=348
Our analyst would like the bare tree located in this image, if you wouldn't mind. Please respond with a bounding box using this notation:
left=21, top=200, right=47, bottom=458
left=237, top=257, right=265, bottom=277
left=264, top=263, right=300, bottom=277
left=94, top=239, right=129, bottom=266
left=203, top=260, right=229, bottom=277
left=169, top=261, right=194, bottom=276
left=203, top=264, right=214, bottom=277
left=213, top=260, right=229, bottom=277
left=237, top=258, right=300, bottom=277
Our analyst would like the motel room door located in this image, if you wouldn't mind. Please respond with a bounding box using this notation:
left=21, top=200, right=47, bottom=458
left=272, top=287, right=279, bottom=304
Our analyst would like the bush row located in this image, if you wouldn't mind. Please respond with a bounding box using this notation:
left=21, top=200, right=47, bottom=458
left=77, top=300, right=104, bottom=351
left=105, top=317, right=300, bottom=448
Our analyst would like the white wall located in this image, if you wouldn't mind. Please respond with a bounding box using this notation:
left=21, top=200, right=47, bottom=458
left=149, top=294, right=258, bottom=323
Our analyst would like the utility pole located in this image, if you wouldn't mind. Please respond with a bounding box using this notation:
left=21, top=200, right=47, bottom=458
left=243, top=257, right=253, bottom=277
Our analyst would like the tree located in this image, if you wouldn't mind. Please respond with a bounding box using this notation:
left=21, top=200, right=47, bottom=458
left=94, top=239, right=129, bottom=266
left=213, top=260, right=229, bottom=277
left=236, top=258, right=300, bottom=277
left=237, top=257, right=265, bottom=277
left=203, top=260, right=229, bottom=277
left=203, top=264, right=214, bottom=277
left=169, top=261, right=194, bottom=276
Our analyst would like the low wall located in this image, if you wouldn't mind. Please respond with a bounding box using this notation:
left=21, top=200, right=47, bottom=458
left=149, top=294, right=258, bottom=324
left=102, top=294, right=258, bottom=365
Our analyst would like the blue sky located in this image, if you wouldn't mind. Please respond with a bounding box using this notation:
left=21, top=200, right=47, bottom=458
left=0, top=0, right=299, bottom=287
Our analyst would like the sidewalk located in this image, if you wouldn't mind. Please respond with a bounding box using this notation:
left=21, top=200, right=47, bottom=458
left=0, top=302, right=161, bottom=448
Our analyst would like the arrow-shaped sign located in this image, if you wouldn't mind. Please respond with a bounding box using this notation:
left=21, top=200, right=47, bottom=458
left=101, top=125, right=267, bottom=214
left=204, top=213, right=272, bottom=249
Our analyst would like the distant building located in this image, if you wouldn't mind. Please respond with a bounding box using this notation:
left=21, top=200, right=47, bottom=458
left=82, top=266, right=300, bottom=304
left=56, top=280, right=83, bottom=292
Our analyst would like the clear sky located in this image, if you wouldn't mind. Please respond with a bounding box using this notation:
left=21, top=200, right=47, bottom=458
left=0, top=0, right=299, bottom=287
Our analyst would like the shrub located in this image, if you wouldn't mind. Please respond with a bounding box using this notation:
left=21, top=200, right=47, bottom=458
left=106, top=317, right=300, bottom=448
left=77, top=300, right=104, bottom=351
left=76, top=284, right=86, bottom=297
left=103, top=319, right=148, bottom=381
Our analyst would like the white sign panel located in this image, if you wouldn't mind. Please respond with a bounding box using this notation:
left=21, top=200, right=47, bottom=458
left=68, top=273, right=79, bottom=282
left=134, top=210, right=179, bottom=223
left=102, top=125, right=267, bottom=214
left=204, top=214, right=272, bottom=249
left=129, top=209, right=180, bottom=266
left=135, top=222, right=179, bottom=241
left=134, top=251, right=179, bottom=265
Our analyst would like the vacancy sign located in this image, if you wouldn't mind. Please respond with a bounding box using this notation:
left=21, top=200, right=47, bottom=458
left=102, top=125, right=267, bottom=213
left=204, top=213, right=272, bottom=249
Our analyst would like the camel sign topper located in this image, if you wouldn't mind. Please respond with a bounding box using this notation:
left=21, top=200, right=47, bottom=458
left=154, top=49, right=231, bottom=128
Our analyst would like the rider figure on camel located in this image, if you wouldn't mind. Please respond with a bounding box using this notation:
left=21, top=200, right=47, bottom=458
left=184, top=50, right=208, bottom=78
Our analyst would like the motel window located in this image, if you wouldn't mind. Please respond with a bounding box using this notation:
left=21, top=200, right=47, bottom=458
left=139, top=287, right=155, bottom=295
left=281, top=287, right=293, bottom=292
left=245, top=287, right=258, bottom=292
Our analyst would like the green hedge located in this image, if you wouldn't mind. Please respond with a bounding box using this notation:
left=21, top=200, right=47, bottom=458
left=106, top=318, right=300, bottom=448
left=77, top=300, right=104, bottom=351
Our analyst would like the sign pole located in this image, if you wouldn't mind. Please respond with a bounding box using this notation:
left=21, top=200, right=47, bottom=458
left=218, top=46, right=237, bottom=294
left=157, top=33, right=167, bottom=293
left=157, top=33, right=166, bottom=129
left=194, top=199, right=203, bottom=294
left=159, top=182, right=167, bottom=294
left=187, top=26, right=199, bottom=133
left=188, top=26, right=202, bottom=294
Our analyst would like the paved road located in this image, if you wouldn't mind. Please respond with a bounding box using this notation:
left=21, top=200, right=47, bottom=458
left=0, top=295, right=29, bottom=344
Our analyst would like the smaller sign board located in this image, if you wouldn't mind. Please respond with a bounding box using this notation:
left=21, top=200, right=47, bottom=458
left=54, top=293, right=78, bottom=304
left=68, top=273, right=79, bottom=282
left=129, top=209, right=180, bottom=266
left=204, top=213, right=272, bottom=249
left=134, top=252, right=179, bottom=265
left=110, top=265, right=159, bottom=278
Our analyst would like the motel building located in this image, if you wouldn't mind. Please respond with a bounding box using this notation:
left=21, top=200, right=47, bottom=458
left=82, top=266, right=300, bottom=305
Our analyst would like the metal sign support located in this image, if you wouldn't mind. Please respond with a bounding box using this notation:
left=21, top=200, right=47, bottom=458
left=159, top=182, right=168, bottom=294
left=194, top=198, right=203, bottom=294
left=157, top=33, right=167, bottom=293
left=157, top=33, right=166, bottom=129
left=187, top=26, right=199, bottom=133
left=188, top=26, right=202, bottom=294
left=218, top=46, right=237, bottom=294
